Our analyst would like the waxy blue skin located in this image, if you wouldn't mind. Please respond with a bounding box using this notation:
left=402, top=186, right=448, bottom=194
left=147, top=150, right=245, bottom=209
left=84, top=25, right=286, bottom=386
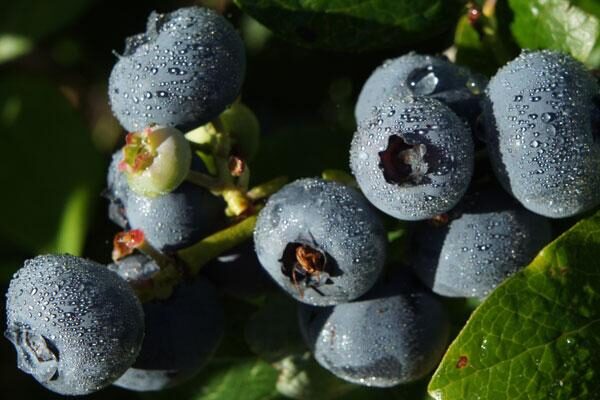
left=106, top=152, right=225, bottom=253
left=350, top=96, right=474, bottom=221
left=355, top=52, right=487, bottom=126
left=254, top=178, right=386, bottom=306
left=4, top=254, right=144, bottom=396
left=114, top=273, right=224, bottom=392
left=109, top=6, right=246, bottom=132
left=299, top=272, right=450, bottom=387
left=483, top=50, right=600, bottom=218
left=412, top=189, right=552, bottom=299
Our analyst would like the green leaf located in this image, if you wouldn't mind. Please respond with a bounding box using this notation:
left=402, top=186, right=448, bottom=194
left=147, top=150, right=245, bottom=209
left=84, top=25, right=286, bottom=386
left=141, top=358, right=281, bottom=400
left=0, top=0, right=92, bottom=63
left=0, top=35, right=33, bottom=64
left=0, top=75, right=103, bottom=260
left=195, top=359, right=279, bottom=400
left=507, top=0, right=600, bottom=65
left=234, top=0, right=464, bottom=51
left=176, top=358, right=280, bottom=400
left=428, top=211, right=600, bottom=399
left=573, top=0, right=600, bottom=17
left=245, top=293, right=306, bottom=362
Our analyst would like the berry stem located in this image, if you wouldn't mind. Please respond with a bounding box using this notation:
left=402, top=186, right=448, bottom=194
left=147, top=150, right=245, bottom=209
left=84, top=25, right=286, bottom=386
left=186, top=170, right=223, bottom=190
left=223, top=188, right=253, bottom=216
left=177, top=215, right=257, bottom=274
left=247, top=176, right=288, bottom=201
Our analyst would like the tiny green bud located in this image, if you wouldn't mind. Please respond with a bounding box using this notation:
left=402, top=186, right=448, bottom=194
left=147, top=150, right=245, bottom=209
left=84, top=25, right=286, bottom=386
left=220, top=103, right=260, bottom=161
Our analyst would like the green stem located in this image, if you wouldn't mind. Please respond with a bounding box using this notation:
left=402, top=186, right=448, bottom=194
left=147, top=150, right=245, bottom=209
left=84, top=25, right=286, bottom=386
left=178, top=215, right=257, bottom=274
left=186, top=170, right=222, bottom=190
left=247, top=176, right=288, bottom=201
left=223, top=188, right=252, bottom=216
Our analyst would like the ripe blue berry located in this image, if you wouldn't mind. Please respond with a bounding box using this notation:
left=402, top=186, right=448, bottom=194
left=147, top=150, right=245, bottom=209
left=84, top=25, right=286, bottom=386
left=125, top=182, right=225, bottom=253
left=106, top=152, right=225, bottom=253
left=299, top=272, right=450, bottom=387
left=109, top=6, right=246, bottom=132
left=355, top=53, right=487, bottom=125
left=114, top=273, right=224, bottom=391
left=350, top=96, right=474, bottom=220
left=4, top=255, right=144, bottom=395
left=254, top=178, right=386, bottom=306
left=483, top=50, right=600, bottom=218
left=412, top=189, right=552, bottom=298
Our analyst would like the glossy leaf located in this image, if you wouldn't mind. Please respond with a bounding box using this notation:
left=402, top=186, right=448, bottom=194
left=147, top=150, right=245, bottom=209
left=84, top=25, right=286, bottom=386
left=234, top=0, right=463, bottom=51
left=429, top=211, right=600, bottom=399
left=508, top=0, right=600, bottom=65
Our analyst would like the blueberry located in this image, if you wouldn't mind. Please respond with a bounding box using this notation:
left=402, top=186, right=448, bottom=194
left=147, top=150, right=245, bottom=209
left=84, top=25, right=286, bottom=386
left=350, top=96, right=474, bottom=220
left=298, top=272, right=450, bottom=387
left=355, top=53, right=487, bottom=125
left=125, top=182, right=225, bottom=253
left=109, top=6, right=246, bottom=132
left=412, top=189, right=552, bottom=298
left=253, top=178, right=386, bottom=306
left=202, top=241, right=274, bottom=300
left=114, top=273, right=224, bottom=391
left=106, top=152, right=225, bottom=253
left=4, top=254, right=144, bottom=395
left=483, top=50, right=600, bottom=218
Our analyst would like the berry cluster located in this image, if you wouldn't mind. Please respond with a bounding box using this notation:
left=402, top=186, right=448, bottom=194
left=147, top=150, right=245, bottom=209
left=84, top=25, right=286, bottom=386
left=4, top=5, right=600, bottom=397
left=5, top=7, right=250, bottom=395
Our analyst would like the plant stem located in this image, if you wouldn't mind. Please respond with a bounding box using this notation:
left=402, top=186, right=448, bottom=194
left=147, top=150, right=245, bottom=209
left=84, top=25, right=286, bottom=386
left=247, top=176, right=288, bottom=200
left=178, top=215, right=257, bottom=274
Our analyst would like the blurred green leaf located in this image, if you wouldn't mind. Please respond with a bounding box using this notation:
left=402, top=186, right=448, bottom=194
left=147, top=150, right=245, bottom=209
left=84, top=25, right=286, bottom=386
left=573, top=0, right=600, bottom=17
left=190, top=358, right=280, bottom=400
left=0, top=75, right=103, bottom=261
left=429, top=211, right=600, bottom=399
left=0, top=0, right=92, bottom=63
left=0, top=35, right=33, bottom=64
left=454, top=5, right=518, bottom=77
left=508, top=0, right=600, bottom=66
left=142, top=358, right=281, bottom=400
left=234, top=0, right=464, bottom=51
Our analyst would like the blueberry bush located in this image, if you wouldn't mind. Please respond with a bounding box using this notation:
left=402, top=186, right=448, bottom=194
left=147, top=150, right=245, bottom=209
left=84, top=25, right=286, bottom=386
left=1, top=0, right=600, bottom=399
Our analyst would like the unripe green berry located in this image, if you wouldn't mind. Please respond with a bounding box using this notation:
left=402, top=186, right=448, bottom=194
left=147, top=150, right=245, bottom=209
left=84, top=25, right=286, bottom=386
left=120, top=125, right=192, bottom=197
